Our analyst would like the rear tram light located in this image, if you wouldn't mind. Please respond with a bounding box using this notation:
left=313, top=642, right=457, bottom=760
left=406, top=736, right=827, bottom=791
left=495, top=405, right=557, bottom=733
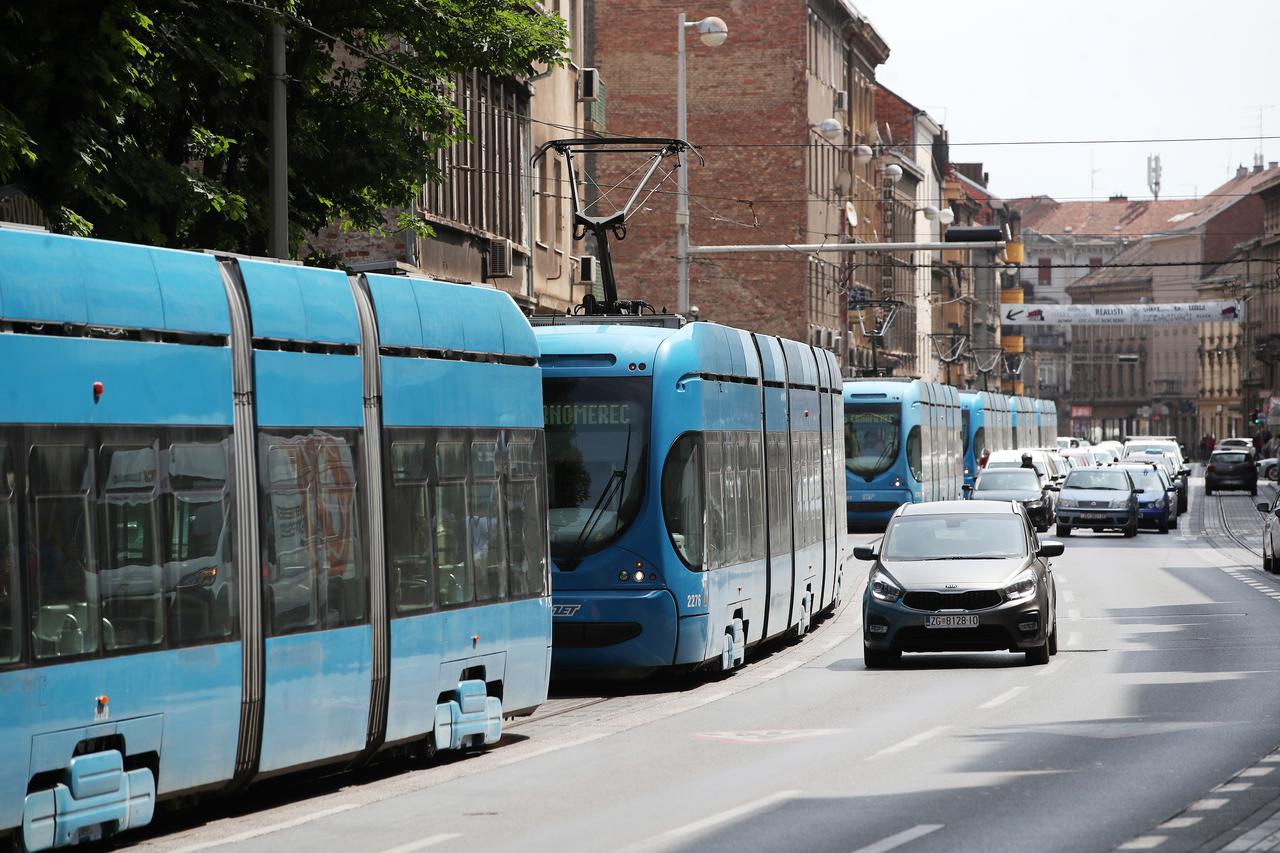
left=92, top=380, right=104, bottom=402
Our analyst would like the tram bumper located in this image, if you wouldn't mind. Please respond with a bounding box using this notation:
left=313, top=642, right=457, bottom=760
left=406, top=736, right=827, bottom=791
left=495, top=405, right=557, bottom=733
left=550, top=589, right=678, bottom=672
left=847, top=491, right=912, bottom=527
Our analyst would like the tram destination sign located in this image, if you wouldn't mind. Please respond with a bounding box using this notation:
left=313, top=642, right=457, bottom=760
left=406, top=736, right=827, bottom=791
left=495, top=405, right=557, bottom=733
left=1002, top=301, right=1242, bottom=326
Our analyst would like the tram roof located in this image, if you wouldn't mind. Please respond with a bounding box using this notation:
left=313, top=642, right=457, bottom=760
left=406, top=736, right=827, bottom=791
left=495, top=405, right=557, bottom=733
left=366, top=273, right=536, bottom=358
left=0, top=228, right=230, bottom=335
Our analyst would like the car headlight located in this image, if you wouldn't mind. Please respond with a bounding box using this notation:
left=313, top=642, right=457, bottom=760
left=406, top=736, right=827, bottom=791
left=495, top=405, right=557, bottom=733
left=1110, top=498, right=1130, bottom=508
left=1003, top=568, right=1037, bottom=602
left=1058, top=498, right=1077, bottom=508
left=1025, top=498, right=1043, bottom=509
left=869, top=568, right=903, bottom=603
left=1156, top=497, right=1166, bottom=508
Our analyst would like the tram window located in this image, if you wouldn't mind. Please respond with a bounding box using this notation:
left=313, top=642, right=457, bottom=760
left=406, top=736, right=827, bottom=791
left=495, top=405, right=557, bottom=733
left=662, top=433, right=704, bottom=570
left=29, top=444, right=100, bottom=659
left=705, top=434, right=724, bottom=569
left=769, top=434, right=790, bottom=557
left=972, top=427, right=987, bottom=463
left=735, top=433, right=752, bottom=563
left=506, top=434, right=547, bottom=597
left=471, top=440, right=507, bottom=603
left=435, top=440, right=473, bottom=606
left=906, top=426, right=923, bottom=481
left=721, top=433, right=739, bottom=565
left=259, top=431, right=366, bottom=636
left=748, top=433, right=764, bottom=560
left=961, top=409, right=971, bottom=455
left=388, top=440, right=435, bottom=614
left=0, top=444, right=18, bottom=663
left=99, top=444, right=164, bottom=651
left=165, top=441, right=234, bottom=644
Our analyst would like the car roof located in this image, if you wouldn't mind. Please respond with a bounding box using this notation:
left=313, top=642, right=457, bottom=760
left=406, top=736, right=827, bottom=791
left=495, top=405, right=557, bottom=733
left=1211, top=448, right=1251, bottom=454
left=899, top=500, right=1016, bottom=516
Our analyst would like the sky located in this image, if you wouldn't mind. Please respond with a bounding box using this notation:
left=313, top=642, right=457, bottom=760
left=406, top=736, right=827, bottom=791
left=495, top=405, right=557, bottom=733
left=855, top=0, right=1280, bottom=203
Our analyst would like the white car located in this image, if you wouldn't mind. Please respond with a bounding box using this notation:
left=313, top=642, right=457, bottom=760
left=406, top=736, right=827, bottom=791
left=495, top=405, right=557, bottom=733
left=1219, top=437, right=1253, bottom=453
left=986, top=449, right=1065, bottom=484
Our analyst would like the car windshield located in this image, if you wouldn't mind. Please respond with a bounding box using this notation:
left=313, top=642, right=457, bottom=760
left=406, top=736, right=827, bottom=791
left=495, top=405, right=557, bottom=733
left=1213, top=452, right=1249, bottom=465
left=975, top=469, right=1040, bottom=490
left=988, top=456, right=1046, bottom=478
left=845, top=402, right=900, bottom=480
left=1127, top=443, right=1178, bottom=460
left=1063, top=470, right=1131, bottom=491
left=882, top=514, right=1028, bottom=560
left=543, top=377, right=650, bottom=560
left=1120, top=468, right=1162, bottom=490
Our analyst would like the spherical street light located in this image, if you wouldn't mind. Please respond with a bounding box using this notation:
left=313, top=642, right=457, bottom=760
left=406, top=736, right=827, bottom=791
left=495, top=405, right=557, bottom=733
left=937, top=208, right=955, bottom=225
left=920, top=205, right=940, bottom=220
left=884, top=163, right=903, bottom=183
left=696, top=16, right=728, bottom=46
left=817, top=117, right=844, bottom=142
left=853, top=144, right=874, bottom=165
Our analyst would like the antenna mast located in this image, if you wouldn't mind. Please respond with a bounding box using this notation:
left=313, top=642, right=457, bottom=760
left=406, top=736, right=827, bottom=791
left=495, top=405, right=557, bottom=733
left=1147, top=153, right=1162, bottom=200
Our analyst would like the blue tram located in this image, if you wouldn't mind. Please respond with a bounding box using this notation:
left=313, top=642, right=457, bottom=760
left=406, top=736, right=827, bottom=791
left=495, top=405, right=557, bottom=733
left=1011, top=396, right=1060, bottom=449
left=1034, top=398, right=1060, bottom=447
left=532, top=317, right=847, bottom=674
left=959, top=391, right=1014, bottom=486
left=0, top=229, right=551, bottom=850
left=843, top=378, right=963, bottom=527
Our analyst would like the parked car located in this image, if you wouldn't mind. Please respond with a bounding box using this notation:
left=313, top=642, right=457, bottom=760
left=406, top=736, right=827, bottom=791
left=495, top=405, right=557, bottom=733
left=1257, top=497, right=1280, bottom=573
left=1257, top=456, right=1279, bottom=482
left=966, top=467, right=1057, bottom=531
left=1055, top=467, right=1141, bottom=537
left=1115, top=463, right=1178, bottom=534
left=857, top=500, right=1061, bottom=668
left=1205, top=449, right=1258, bottom=496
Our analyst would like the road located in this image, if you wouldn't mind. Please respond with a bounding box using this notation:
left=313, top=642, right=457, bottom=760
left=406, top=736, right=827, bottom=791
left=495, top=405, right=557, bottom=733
left=128, top=477, right=1280, bottom=853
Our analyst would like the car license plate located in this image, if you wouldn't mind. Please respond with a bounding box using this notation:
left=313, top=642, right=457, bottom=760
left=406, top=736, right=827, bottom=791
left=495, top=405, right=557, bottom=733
left=1080, top=512, right=1105, bottom=519
left=925, top=614, right=979, bottom=629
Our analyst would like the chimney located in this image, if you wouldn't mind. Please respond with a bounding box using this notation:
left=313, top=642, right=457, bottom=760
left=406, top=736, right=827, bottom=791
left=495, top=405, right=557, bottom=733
left=1255, top=162, right=1265, bottom=174
left=1237, top=165, right=1249, bottom=179
left=1108, top=194, right=1128, bottom=202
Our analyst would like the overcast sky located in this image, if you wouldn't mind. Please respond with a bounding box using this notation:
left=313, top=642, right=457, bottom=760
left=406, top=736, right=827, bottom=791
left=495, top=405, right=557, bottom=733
left=856, top=0, right=1280, bottom=203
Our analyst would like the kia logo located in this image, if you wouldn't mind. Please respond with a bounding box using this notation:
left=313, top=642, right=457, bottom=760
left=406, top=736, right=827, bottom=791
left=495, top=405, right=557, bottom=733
left=945, top=584, right=959, bottom=589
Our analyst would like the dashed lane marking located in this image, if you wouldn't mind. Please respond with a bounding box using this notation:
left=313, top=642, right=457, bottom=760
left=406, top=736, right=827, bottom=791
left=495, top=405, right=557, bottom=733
left=1189, top=798, right=1230, bottom=810
left=620, top=790, right=803, bottom=851
left=169, top=804, right=360, bottom=852
left=1068, top=608, right=1082, bottom=620
left=979, top=687, right=1028, bottom=710
left=1158, top=817, right=1201, bottom=830
left=378, top=833, right=464, bottom=853
left=1238, top=766, right=1275, bottom=778
left=695, top=729, right=843, bottom=745
left=850, top=824, right=944, bottom=853
left=1118, top=836, right=1167, bottom=850
left=867, top=725, right=952, bottom=759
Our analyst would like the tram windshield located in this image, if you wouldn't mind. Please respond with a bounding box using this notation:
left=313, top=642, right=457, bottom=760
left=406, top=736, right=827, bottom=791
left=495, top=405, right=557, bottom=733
left=543, top=377, right=650, bottom=562
left=844, top=403, right=901, bottom=480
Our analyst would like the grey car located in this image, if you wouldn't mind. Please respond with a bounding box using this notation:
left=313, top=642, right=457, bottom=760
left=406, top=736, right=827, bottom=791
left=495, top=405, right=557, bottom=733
left=1054, top=468, right=1141, bottom=538
left=858, top=501, right=1062, bottom=668
left=965, top=467, right=1057, bottom=531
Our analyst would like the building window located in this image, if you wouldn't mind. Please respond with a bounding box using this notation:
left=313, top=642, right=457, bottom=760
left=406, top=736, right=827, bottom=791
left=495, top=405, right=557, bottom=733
left=1089, top=256, right=1102, bottom=269
left=1038, top=257, right=1051, bottom=284
left=423, top=71, right=529, bottom=245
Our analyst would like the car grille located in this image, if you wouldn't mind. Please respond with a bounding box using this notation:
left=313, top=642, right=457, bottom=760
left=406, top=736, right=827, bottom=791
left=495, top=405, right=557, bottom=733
left=894, top=625, right=1013, bottom=652
left=1074, top=499, right=1113, bottom=509
left=901, top=590, right=1003, bottom=611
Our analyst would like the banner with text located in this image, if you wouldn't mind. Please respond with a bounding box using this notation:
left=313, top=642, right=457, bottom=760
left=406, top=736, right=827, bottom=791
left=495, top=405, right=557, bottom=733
left=1002, top=301, right=1242, bottom=326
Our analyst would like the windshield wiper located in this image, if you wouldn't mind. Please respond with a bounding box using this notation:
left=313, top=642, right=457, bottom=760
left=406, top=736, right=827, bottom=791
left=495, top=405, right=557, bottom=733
left=562, top=423, right=633, bottom=571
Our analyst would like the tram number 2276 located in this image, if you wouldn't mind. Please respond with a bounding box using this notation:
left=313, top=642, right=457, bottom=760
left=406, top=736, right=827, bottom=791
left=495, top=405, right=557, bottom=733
left=686, top=594, right=703, bottom=608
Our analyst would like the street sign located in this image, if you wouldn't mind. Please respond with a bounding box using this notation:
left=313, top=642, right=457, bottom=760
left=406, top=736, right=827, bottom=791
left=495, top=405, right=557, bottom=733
left=1002, top=301, right=1242, bottom=326
left=1070, top=405, right=1092, bottom=418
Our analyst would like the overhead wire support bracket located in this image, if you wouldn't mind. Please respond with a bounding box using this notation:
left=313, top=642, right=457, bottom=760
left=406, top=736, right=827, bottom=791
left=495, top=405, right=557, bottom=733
left=533, top=137, right=701, bottom=314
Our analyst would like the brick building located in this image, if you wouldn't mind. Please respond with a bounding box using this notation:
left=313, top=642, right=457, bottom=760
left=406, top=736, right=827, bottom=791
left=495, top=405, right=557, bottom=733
left=585, top=0, right=889, bottom=369
left=309, top=2, right=589, bottom=312
left=1241, top=169, right=1280, bottom=427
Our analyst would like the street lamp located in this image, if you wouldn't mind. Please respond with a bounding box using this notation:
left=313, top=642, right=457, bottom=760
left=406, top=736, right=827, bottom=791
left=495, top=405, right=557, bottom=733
left=676, top=13, right=728, bottom=315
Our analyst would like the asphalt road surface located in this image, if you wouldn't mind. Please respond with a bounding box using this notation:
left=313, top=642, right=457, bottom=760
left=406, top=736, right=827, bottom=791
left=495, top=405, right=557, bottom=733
left=127, top=477, right=1280, bottom=853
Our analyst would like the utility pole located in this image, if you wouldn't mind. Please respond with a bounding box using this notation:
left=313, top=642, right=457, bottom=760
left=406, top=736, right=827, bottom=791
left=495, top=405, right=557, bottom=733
left=268, top=20, right=289, bottom=259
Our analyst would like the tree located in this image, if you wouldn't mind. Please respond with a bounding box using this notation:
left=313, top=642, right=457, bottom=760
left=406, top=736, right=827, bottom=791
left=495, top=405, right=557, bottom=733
left=0, top=0, right=567, bottom=254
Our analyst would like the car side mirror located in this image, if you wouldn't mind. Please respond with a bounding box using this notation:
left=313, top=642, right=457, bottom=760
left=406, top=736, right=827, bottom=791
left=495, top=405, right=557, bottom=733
left=1132, top=489, right=1143, bottom=496
left=1180, top=469, right=1190, bottom=478
left=1258, top=502, right=1271, bottom=513
left=853, top=545, right=877, bottom=561
left=1038, top=541, right=1065, bottom=558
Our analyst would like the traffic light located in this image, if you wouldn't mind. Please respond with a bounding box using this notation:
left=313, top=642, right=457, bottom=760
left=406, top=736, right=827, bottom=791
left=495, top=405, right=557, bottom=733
left=1252, top=408, right=1263, bottom=426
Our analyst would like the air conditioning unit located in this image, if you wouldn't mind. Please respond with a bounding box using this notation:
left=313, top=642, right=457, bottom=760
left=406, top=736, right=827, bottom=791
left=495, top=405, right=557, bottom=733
left=833, top=89, right=848, bottom=112
left=577, top=255, right=599, bottom=284
left=580, top=68, right=601, bottom=102
left=487, top=238, right=514, bottom=279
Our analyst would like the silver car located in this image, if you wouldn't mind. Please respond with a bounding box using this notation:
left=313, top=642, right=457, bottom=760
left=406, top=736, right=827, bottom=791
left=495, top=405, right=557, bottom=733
left=859, top=501, right=1062, bottom=668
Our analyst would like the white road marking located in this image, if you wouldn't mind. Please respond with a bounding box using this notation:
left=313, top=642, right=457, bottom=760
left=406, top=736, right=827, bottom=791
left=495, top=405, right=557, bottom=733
left=867, top=725, right=952, bottom=759
left=1215, top=782, right=1253, bottom=793
left=979, top=687, right=1028, bottom=710
left=626, top=790, right=802, bottom=850
left=1189, top=798, right=1230, bottom=810
left=1068, top=608, right=1081, bottom=619
left=1262, top=754, right=1280, bottom=762
left=1067, top=632, right=1082, bottom=647
left=1062, top=590, right=1076, bottom=602
left=1159, top=816, right=1202, bottom=829
left=170, top=804, right=360, bottom=852
left=850, top=824, right=944, bottom=853
left=1238, top=766, right=1275, bottom=778
left=1118, top=836, right=1167, bottom=850
left=378, top=834, right=464, bottom=853
left=1037, top=659, right=1065, bottom=677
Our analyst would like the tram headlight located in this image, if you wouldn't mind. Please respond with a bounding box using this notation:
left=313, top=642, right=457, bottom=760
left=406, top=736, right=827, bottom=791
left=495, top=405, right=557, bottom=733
left=633, top=570, right=645, bottom=582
